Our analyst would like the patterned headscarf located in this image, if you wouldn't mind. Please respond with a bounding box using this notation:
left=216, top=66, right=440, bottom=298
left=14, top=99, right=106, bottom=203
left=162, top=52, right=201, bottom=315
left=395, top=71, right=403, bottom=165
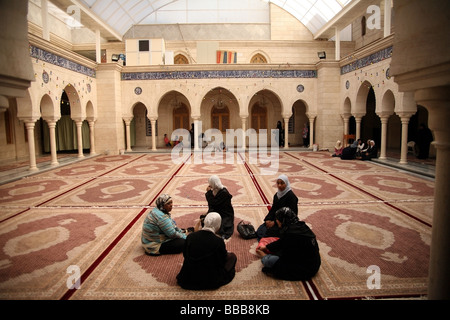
left=156, top=194, right=172, bottom=211
left=275, top=207, right=299, bottom=233
left=208, top=175, right=224, bottom=196
left=202, top=212, right=222, bottom=234
left=276, top=174, right=291, bottom=199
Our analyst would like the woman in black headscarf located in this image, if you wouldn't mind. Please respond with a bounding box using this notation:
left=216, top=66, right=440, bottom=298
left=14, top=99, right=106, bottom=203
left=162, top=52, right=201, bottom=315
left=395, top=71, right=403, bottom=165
left=256, top=207, right=321, bottom=281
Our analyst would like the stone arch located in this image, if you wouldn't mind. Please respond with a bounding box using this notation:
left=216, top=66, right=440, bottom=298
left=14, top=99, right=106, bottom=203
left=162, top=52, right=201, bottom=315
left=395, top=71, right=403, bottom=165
left=201, top=87, right=239, bottom=131
left=157, top=91, right=192, bottom=146
left=63, top=84, right=83, bottom=120
left=174, top=53, right=189, bottom=64
left=86, top=101, right=95, bottom=121
left=39, top=94, right=56, bottom=120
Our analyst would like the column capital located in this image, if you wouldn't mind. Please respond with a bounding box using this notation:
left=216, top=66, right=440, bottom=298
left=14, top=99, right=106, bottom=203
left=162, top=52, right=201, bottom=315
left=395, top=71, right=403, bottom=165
left=123, top=117, right=133, bottom=124
left=306, top=112, right=317, bottom=119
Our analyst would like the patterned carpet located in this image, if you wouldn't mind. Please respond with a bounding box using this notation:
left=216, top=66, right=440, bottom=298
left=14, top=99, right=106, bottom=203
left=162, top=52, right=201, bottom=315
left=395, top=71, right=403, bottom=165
left=0, top=151, right=433, bottom=300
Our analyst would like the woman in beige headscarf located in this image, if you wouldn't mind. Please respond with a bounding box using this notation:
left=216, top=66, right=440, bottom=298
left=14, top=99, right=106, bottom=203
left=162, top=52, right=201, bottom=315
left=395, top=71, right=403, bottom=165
left=177, top=212, right=237, bottom=290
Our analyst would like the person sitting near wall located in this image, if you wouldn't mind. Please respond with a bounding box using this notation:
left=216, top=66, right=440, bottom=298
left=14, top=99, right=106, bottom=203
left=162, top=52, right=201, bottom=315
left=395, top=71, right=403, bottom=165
left=358, top=140, right=378, bottom=160
left=331, top=140, right=343, bottom=157
left=164, top=134, right=172, bottom=147
left=340, top=139, right=359, bottom=160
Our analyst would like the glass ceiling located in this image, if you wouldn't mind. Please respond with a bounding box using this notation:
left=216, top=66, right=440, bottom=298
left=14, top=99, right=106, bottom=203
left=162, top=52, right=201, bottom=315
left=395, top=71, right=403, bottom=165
left=78, top=0, right=352, bottom=37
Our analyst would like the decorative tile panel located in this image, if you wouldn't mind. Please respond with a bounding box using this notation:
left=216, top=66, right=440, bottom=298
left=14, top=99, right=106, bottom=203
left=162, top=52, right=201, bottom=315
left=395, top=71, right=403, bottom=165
left=341, top=46, right=393, bottom=75
left=30, top=45, right=96, bottom=78
left=121, top=69, right=317, bottom=81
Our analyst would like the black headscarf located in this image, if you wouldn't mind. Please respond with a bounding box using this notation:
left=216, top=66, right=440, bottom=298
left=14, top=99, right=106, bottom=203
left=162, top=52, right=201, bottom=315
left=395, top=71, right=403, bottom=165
left=275, top=207, right=299, bottom=233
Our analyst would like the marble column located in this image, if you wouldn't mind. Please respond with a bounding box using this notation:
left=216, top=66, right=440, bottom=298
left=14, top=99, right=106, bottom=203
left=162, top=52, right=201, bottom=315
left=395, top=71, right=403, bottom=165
left=123, top=118, right=132, bottom=152
left=46, top=120, right=59, bottom=166
left=398, top=114, right=413, bottom=164
left=354, top=116, right=362, bottom=140
left=306, top=113, right=316, bottom=149
left=378, top=115, right=389, bottom=160
left=415, top=86, right=450, bottom=299
left=88, top=120, right=96, bottom=155
left=75, top=120, right=84, bottom=158
left=24, top=120, right=38, bottom=171
left=241, top=117, right=247, bottom=150
left=283, top=117, right=289, bottom=149
left=193, top=118, right=201, bottom=151
left=150, top=119, right=157, bottom=151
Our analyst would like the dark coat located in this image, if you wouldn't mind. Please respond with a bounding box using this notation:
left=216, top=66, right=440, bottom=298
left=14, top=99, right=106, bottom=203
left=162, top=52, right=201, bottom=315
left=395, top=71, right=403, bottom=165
left=176, top=230, right=235, bottom=290
left=205, top=188, right=234, bottom=238
left=258, top=190, right=298, bottom=238
left=361, top=144, right=378, bottom=160
left=266, top=221, right=321, bottom=281
left=264, top=190, right=298, bottom=221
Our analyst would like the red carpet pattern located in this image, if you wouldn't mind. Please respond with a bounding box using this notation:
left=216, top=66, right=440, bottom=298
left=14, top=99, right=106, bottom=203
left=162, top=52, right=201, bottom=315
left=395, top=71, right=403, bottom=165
left=0, top=151, right=433, bottom=299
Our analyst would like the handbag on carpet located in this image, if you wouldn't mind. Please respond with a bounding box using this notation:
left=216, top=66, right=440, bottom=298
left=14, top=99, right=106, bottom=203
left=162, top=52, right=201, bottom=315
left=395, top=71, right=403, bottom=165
left=237, top=220, right=257, bottom=239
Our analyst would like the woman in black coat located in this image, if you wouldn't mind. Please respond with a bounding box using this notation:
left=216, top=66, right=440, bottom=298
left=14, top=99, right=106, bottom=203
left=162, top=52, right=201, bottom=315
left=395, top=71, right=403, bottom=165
left=256, top=207, right=321, bottom=281
left=256, top=174, right=298, bottom=240
left=177, top=212, right=237, bottom=290
left=205, top=175, right=234, bottom=239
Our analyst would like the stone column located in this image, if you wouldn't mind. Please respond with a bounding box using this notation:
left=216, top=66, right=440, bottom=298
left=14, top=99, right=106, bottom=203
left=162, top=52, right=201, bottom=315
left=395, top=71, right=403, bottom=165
left=88, top=120, right=96, bottom=155
left=354, top=115, right=362, bottom=140
left=342, top=114, right=350, bottom=136
left=283, top=117, right=289, bottom=149
left=24, top=120, right=38, bottom=171
left=150, top=118, right=157, bottom=151
left=193, top=118, right=201, bottom=151
left=75, top=120, right=84, bottom=158
left=241, top=116, right=247, bottom=150
left=378, top=115, right=389, bottom=160
left=46, top=120, right=59, bottom=166
left=398, top=114, right=413, bottom=164
left=415, top=86, right=450, bottom=299
left=308, top=116, right=315, bottom=149
left=123, top=118, right=132, bottom=152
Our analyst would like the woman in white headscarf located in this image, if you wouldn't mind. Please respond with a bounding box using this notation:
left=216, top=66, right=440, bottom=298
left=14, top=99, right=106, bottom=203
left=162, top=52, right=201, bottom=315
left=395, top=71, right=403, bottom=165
left=177, top=212, right=237, bottom=290
left=256, top=174, right=299, bottom=240
left=204, top=175, right=235, bottom=239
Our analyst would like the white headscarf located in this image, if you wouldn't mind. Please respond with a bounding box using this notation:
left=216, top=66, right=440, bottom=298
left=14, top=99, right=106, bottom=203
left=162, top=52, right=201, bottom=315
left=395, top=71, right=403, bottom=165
left=203, top=212, right=222, bottom=234
left=208, top=175, right=224, bottom=196
left=276, top=174, right=291, bottom=199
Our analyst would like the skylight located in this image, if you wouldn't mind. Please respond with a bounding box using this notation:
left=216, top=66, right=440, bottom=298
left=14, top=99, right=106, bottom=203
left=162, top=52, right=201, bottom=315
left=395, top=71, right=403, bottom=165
left=77, top=0, right=352, bottom=37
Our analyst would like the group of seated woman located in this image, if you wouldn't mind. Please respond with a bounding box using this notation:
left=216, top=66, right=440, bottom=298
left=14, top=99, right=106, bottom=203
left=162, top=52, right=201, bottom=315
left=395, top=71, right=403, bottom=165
left=141, top=175, right=236, bottom=290
left=336, top=138, right=378, bottom=160
left=140, top=173, right=321, bottom=290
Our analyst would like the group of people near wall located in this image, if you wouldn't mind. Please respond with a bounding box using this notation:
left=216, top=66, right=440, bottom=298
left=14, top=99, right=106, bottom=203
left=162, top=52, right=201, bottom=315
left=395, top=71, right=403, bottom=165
left=333, top=138, right=378, bottom=161
left=141, top=174, right=321, bottom=290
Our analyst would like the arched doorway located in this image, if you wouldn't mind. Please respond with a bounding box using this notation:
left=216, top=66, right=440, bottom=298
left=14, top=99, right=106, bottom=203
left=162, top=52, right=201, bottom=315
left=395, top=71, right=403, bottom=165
left=361, top=86, right=381, bottom=146
left=41, top=90, right=89, bottom=154
left=249, top=90, right=282, bottom=146
left=291, top=100, right=309, bottom=146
